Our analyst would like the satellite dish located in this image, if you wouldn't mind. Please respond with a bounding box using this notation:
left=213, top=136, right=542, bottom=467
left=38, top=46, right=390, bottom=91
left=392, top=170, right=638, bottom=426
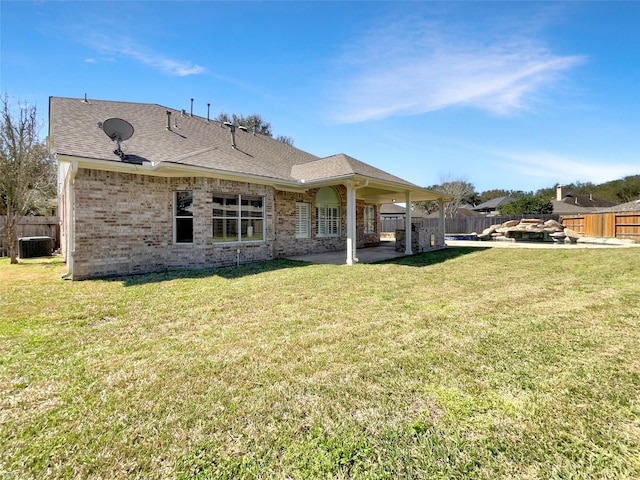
left=102, top=117, right=134, bottom=142
left=101, top=118, right=134, bottom=159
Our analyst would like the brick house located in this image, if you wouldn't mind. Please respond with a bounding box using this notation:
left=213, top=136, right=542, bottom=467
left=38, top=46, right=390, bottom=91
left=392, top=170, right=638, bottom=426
left=49, top=97, right=451, bottom=279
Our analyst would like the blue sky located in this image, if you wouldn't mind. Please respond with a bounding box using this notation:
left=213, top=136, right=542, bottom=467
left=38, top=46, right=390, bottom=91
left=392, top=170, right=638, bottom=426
left=1, top=1, right=639, bottom=193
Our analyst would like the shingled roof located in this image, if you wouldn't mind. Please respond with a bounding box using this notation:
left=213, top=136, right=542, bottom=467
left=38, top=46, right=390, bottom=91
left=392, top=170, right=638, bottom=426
left=291, top=153, right=415, bottom=187
left=49, top=97, right=449, bottom=202
left=472, top=195, right=516, bottom=212
left=49, top=97, right=320, bottom=181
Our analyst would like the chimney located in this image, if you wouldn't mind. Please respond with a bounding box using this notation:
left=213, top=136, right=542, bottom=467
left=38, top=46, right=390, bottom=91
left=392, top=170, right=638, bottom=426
left=207, top=103, right=210, bottom=121
left=166, top=111, right=172, bottom=130
left=556, top=185, right=566, bottom=201
left=190, top=98, right=194, bottom=116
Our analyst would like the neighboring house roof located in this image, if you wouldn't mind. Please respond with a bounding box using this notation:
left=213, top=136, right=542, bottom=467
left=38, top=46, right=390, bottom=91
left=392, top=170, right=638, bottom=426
left=379, top=204, right=427, bottom=218
left=558, top=194, right=616, bottom=209
left=594, top=198, right=640, bottom=213
left=380, top=203, right=408, bottom=215
left=49, top=97, right=452, bottom=203
left=425, top=207, right=483, bottom=218
left=472, top=196, right=516, bottom=212
left=552, top=194, right=617, bottom=214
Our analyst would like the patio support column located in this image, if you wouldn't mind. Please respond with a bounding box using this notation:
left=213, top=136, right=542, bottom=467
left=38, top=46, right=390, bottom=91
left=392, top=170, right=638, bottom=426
left=439, top=198, right=445, bottom=245
left=405, top=191, right=412, bottom=255
left=346, top=180, right=357, bottom=265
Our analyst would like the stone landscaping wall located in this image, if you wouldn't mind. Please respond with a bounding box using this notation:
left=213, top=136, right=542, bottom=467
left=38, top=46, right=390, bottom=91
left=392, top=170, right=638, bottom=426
left=477, top=218, right=582, bottom=243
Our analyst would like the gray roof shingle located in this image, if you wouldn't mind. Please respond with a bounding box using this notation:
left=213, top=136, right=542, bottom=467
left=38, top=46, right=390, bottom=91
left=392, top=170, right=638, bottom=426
left=49, top=97, right=420, bottom=188
left=50, top=97, right=454, bottom=203
left=49, top=97, right=320, bottom=182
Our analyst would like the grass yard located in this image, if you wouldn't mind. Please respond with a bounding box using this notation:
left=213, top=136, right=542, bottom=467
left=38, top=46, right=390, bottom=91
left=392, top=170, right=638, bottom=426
left=1, top=247, right=639, bottom=479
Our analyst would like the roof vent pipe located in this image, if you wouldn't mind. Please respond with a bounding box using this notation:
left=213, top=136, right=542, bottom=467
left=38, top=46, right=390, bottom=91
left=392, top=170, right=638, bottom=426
left=207, top=103, right=210, bottom=121
left=166, top=111, right=172, bottom=131
left=224, top=121, right=236, bottom=149
left=190, top=98, right=194, bottom=116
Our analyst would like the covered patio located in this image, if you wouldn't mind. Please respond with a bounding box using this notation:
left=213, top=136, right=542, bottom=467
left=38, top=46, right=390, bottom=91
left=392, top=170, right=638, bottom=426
left=341, top=179, right=453, bottom=265
left=284, top=154, right=454, bottom=266
left=286, top=240, right=405, bottom=265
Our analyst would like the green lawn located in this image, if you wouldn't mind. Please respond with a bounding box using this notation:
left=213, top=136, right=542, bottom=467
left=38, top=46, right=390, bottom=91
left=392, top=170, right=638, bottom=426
left=1, top=247, right=639, bottom=479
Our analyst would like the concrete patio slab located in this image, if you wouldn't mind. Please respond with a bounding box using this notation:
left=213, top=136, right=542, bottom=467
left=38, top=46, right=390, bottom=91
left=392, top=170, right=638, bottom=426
left=286, top=241, right=406, bottom=265
left=286, top=238, right=638, bottom=265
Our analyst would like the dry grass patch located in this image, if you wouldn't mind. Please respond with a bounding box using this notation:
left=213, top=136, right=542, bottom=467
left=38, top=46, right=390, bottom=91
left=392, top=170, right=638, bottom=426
left=1, top=248, right=639, bottom=479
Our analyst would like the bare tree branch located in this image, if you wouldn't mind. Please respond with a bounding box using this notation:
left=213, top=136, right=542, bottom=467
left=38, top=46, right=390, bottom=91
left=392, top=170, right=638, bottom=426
left=0, top=95, right=56, bottom=263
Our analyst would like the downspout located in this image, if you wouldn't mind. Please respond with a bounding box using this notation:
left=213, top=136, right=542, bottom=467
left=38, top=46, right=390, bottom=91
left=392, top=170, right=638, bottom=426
left=61, top=161, right=78, bottom=280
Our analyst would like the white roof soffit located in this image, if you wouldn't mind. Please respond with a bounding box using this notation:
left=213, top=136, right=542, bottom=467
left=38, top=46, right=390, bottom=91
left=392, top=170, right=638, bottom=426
left=290, top=175, right=453, bottom=202
left=56, top=155, right=307, bottom=190
left=56, top=155, right=452, bottom=201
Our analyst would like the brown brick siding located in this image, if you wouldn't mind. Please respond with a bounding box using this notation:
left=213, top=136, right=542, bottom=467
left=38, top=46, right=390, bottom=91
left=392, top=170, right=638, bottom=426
left=69, top=169, right=381, bottom=278
left=273, top=187, right=381, bottom=257
left=71, top=170, right=273, bottom=278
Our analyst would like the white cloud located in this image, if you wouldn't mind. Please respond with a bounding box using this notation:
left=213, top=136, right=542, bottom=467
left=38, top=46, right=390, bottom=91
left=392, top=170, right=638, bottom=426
left=118, top=42, right=205, bottom=76
left=85, top=34, right=205, bottom=77
left=331, top=14, right=586, bottom=122
left=492, top=150, right=638, bottom=185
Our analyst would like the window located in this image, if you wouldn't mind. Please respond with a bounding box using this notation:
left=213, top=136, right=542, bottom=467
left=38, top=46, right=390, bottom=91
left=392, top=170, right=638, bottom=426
left=295, top=202, right=311, bottom=238
left=364, top=204, right=376, bottom=233
left=174, top=191, right=193, bottom=244
left=213, top=194, right=264, bottom=242
left=316, top=187, right=340, bottom=237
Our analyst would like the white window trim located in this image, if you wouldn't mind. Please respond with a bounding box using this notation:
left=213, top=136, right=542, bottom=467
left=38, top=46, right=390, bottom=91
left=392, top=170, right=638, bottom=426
left=174, top=190, right=193, bottom=245
left=295, top=202, right=311, bottom=239
left=316, top=204, right=340, bottom=237
left=364, top=204, right=376, bottom=234
left=212, top=194, right=265, bottom=244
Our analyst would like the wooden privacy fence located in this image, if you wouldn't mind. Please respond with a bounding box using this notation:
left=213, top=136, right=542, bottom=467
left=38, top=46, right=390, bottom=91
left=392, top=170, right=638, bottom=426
left=561, top=213, right=640, bottom=240
left=0, top=216, right=60, bottom=257
left=382, top=215, right=559, bottom=235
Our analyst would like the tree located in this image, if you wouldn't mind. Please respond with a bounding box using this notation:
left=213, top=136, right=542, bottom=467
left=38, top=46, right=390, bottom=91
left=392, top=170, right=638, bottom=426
left=416, top=177, right=478, bottom=218
left=479, top=189, right=529, bottom=203
left=215, top=112, right=272, bottom=136
left=0, top=96, right=56, bottom=264
left=275, top=134, right=294, bottom=146
left=535, top=177, right=640, bottom=204
left=214, top=112, right=294, bottom=145
left=479, top=189, right=512, bottom=203
left=499, top=195, right=553, bottom=215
